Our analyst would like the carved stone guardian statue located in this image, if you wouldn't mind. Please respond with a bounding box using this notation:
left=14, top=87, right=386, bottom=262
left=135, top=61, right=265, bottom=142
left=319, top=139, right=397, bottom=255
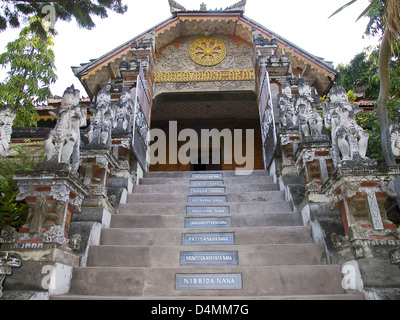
left=323, top=85, right=376, bottom=167
left=0, top=105, right=16, bottom=157
left=42, top=85, right=87, bottom=173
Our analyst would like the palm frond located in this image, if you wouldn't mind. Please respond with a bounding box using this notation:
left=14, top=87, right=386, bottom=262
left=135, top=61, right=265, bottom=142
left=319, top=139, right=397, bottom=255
left=328, top=0, right=358, bottom=19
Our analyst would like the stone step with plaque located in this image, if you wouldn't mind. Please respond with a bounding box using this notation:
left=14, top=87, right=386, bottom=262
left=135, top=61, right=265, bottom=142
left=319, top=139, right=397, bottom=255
left=86, top=244, right=327, bottom=268
left=138, top=175, right=274, bottom=185
left=132, top=183, right=279, bottom=194
left=110, top=211, right=304, bottom=228
left=118, top=201, right=293, bottom=215
left=64, top=265, right=347, bottom=297
left=143, top=170, right=269, bottom=178
left=128, top=188, right=285, bottom=203
left=100, top=226, right=314, bottom=246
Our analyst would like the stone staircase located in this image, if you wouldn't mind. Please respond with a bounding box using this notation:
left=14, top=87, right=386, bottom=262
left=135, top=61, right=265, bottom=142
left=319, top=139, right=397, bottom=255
left=53, top=170, right=363, bottom=300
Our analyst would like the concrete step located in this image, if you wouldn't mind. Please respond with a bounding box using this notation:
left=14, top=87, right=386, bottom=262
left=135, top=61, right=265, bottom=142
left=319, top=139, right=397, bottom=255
left=139, top=176, right=274, bottom=185
left=132, top=183, right=280, bottom=194
left=144, top=170, right=269, bottom=178
left=126, top=191, right=285, bottom=204
left=51, top=293, right=365, bottom=300
left=118, top=201, right=293, bottom=215
left=86, top=244, right=327, bottom=268
left=100, top=226, right=314, bottom=246
left=110, top=212, right=304, bottom=228
left=66, top=265, right=346, bottom=297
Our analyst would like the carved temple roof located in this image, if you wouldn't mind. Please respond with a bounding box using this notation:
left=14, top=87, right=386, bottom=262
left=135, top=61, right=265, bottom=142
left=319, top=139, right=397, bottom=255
left=72, top=1, right=337, bottom=99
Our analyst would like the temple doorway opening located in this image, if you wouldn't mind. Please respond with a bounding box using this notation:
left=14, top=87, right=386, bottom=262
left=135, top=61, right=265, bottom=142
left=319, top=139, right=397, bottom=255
left=149, top=91, right=264, bottom=172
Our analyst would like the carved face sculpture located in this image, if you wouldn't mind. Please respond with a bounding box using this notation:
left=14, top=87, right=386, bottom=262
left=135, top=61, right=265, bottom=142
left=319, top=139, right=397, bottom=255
left=62, top=85, right=80, bottom=107
left=298, top=79, right=311, bottom=96
left=330, top=86, right=349, bottom=103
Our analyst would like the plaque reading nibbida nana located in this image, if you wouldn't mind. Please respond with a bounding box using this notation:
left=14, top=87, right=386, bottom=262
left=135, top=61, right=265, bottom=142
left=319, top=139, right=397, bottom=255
left=176, top=274, right=242, bottom=290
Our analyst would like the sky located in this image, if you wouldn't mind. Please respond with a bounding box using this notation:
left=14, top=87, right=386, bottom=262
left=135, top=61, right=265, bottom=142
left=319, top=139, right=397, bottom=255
left=0, top=0, right=380, bottom=98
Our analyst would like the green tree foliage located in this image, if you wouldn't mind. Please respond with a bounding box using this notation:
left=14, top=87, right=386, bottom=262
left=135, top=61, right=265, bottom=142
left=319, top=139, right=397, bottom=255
left=357, top=98, right=400, bottom=164
left=0, top=18, right=57, bottom=127
left=336, top=51, right=380, bottom=99
left=0, top=0, right=127, bottom=38
left=0, top=142, right=46, bottom=230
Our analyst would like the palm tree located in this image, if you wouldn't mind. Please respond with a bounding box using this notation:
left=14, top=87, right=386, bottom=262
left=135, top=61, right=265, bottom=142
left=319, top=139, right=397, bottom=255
left=331, top=0, right=400, bottom=167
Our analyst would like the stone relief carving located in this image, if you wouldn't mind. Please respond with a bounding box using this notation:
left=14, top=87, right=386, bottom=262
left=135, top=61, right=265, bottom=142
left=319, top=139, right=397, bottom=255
left=0, top=105, right=16, bottom=157
left=43, top=85, right=87, bottom=173
left=154, top=36, right=254, bottom=96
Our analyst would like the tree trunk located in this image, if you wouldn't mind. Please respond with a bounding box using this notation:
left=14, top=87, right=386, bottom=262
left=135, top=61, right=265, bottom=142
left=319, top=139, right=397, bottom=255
left=377, top=29, right=396, bottom=166
left=377, top=29, right=400, bottom=208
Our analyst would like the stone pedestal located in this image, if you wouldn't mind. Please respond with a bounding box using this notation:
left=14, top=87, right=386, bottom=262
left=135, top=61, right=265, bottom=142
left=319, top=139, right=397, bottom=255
left=295, top=136, right=333, bottom=193
left=13, top=170, right=88, bottom=246
left=0, top=251, right=22, bottom=298
left=322, top=166, right=400, bottom=297
left=1, top=170, right=87, bottom=299
left=322, top=166, right=400, bottom=239
left=277, top=128, right=300, bottom=176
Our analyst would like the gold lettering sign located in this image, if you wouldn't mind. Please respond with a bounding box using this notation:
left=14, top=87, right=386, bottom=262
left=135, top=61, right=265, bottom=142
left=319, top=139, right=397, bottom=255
left=154, top=70, right=255, bottom=83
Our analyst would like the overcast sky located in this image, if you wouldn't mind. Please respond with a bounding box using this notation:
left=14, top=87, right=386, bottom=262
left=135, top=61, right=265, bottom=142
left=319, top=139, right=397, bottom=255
left=0, top=0, right=380, bottom=98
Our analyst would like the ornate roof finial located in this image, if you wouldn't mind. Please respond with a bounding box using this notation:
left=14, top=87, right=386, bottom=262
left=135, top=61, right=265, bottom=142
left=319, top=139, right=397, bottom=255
left=168, top=0, right=186, bottom=14
left=200, top=2, right=207, bottom=11
left=227, top=0, right=246, bottom=12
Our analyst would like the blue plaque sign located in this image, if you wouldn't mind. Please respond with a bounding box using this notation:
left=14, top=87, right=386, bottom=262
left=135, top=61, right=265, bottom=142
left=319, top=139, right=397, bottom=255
left=180, top=251, right=238, bottom=265
left=185, top=217, right=232, bottom=228
left=189, top=187, right=225, bottom=194
left=176, top=274, right=243, bottom=290
left=191, top=173, right=223, bottom=179
left=186, top=206, right=230, bottom=215
left=187, top=196, right=227, bottom=203
left=189, top=180, right=224, bottom=186
left=182, top=233, right=234, bottom=245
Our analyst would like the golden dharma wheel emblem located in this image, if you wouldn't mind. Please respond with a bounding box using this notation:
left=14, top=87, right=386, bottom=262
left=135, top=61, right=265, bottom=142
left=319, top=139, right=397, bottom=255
left=190, top=37, right=226, bottom=66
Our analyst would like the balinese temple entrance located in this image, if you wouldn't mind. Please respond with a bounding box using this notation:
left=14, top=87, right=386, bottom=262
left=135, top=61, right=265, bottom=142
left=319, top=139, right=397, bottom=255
left=149, top=91, right=263, bottom=172
left=72, top=1, right=337, bottom=176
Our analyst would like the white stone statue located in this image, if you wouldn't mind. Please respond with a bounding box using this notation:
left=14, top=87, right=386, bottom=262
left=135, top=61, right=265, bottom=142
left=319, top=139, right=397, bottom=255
left=87, top=83, right=114, bottom=148
left=0, top=105, right=16, bottom=157
left=295, top=78, right=323, bottom=137
left=324, top=85, right=374, bottom=166
left=390, top=122, right=400, bottom=157
left=43, top=85, right=87, bottom=172
left=277, top=81, right=298, bottom=129
left=114, top=87, right=133, bottom=132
